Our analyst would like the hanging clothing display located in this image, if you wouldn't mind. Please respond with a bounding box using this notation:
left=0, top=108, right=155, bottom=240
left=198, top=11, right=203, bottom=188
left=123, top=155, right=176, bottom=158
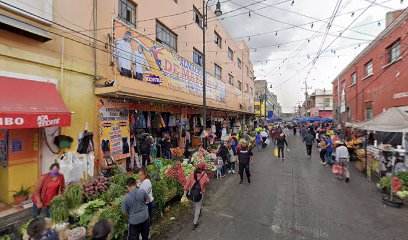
left=168, top=114, right=177, bottom=127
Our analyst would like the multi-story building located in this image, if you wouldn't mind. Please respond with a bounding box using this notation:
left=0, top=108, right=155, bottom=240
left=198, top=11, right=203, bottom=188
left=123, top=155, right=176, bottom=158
left=0, top=0, right=254, bottom=204
left=332, top=9, right=408, bottom=125
left=254, top=80, right=280, bottom=117
left=308, top=89, right=333, bottom=118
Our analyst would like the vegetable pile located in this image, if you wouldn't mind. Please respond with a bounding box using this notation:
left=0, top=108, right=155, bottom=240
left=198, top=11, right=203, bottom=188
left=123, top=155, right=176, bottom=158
left=83, top=176, right=109, bottom=201
left=165, top=163, right=187, bottom=187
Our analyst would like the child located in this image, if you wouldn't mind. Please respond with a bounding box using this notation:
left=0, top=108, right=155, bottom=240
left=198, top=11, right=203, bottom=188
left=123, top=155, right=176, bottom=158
left=27, top=217, right=58, bottom=240
left=215, top=157, right=224, bottom=179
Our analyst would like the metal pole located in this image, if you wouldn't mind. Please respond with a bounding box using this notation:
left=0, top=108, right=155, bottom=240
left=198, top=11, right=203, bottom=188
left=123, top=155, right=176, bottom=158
left=202, top=0, right=207, bottom=135
left=264, top=84, right=267, bottom=118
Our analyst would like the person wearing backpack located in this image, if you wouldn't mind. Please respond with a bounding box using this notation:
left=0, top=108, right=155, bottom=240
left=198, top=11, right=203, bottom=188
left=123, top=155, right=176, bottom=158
left=183, top=162, right=209, bottom=230
left=255, top=132, right=263, bottom=151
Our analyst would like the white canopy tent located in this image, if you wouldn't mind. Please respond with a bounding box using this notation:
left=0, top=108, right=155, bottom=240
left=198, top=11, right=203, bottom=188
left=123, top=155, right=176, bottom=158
left=352, top=106, right=408, bottom=132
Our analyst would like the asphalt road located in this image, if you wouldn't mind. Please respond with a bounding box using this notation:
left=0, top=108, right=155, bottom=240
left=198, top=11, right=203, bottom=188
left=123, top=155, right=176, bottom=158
left=164, top=134, right=408, bottom=240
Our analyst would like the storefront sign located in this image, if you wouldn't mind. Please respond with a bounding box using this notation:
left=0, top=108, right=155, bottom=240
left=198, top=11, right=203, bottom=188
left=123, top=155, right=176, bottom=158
left=0, top=114, right=69, bottom=129
left=393, top=91, right=408, bottom=99
left=0, top=129, right=7, bottom=167
left=112, top=19, right=226, bottom=103
left=98, top=98, right=130, bottom=161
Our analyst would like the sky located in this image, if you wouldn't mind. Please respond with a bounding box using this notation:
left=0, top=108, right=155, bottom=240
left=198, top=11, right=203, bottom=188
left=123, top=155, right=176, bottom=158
left=215, top=0, right=408, bottom=112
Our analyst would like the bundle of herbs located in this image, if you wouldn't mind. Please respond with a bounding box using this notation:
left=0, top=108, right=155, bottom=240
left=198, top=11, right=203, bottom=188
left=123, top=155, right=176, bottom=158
left=50, top=195, right=70, bottom=223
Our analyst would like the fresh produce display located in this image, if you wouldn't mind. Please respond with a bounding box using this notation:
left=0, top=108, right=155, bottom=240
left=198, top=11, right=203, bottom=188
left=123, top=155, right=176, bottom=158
left=99, top=204, right=127, bottom=239
left=75, top=199, right=106, bottom=227
left=83, top=176, right=109, bottom=201
left=380, top=176, right=391, bottom=191
left=396, top=190, right=408, bottom=199
left=165, top=163, right=187, bottom=187
left=191, top=148, right=211, bottom=165
left=396, top=171, right=408, bottom=187
left=50, top=195, right=70, bottom=223
left=64, top=184, right=83, bottom=209
left=181, top=162, right=195, bottom=177
left=100, top=183, right=127, bottom=203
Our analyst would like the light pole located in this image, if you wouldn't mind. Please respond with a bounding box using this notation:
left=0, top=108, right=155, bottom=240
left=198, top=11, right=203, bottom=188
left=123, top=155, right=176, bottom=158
left=202, top=0, right=222, bottom=136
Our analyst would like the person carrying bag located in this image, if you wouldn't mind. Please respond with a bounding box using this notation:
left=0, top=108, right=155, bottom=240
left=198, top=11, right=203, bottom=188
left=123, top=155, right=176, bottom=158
left=183, top=163, right=209, bottom=230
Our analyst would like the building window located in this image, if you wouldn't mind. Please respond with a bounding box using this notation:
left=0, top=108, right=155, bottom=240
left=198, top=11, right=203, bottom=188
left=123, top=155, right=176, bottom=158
left=119, top=0, right=136, bottom=27
left=228, top=74, right=234, bottom=85
left=193, top=7, right=203, bottom=28
left=254, top=105, right=261, bottom=111
left=214, top=31, right=222, bottom=48
left=351, top=72, right=356, bottom=86
left=156, top=21, right=177, bottom=51
left=250, top=87, right=253, bottom=95
left=366, top=108, right=373, bottom=120
left=364, top=60, right=373, bottom=77
left=237, top=80, right=242, bottom=91
left=246, top=66, right=249, bottom=76
left=193, top=48, right=203, bottom=66
left=238, top=58, right=242, bottom=69
left=324, top=97, right=331, bottom=107
left=214, top=64, right=222, bottom=79
left=346, top=107, right=351, bottom=122
left=387, top=39, right=400, bottom=63
left=228, top=47, right=233, bottom=60
left=245, top=83, right=249, bottom=93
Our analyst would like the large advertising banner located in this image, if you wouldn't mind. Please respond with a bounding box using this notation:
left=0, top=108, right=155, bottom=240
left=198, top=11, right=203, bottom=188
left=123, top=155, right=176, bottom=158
left=97, top=98, right=130, bottom=161
left=112, top=19, right=226, bottom=103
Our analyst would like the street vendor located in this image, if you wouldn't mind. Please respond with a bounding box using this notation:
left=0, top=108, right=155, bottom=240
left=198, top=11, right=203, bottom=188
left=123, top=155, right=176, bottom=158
left=100, top=150, right=119, bottom=177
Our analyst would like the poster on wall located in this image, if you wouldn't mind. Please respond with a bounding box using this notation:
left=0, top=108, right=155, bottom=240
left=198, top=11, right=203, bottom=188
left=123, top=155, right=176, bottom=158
left=0, top=129, right=7, bottom=167
left=98, top=98, right=130, bottom=161
left=112, top=18, right=226, bottom=103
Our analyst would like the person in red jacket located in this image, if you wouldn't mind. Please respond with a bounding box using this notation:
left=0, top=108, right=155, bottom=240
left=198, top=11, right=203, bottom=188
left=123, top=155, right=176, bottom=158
left=32, top=163, right=65, bottom=218
left=183, top=162, right=209, bottom=230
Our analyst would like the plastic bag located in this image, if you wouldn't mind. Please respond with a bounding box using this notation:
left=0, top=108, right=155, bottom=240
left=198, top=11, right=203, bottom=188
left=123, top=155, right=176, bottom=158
left=274, top=147, right=278, bottom=157
left=332, top=164, right=343, bottom=175
left=265, top=139, right=271, bottom=145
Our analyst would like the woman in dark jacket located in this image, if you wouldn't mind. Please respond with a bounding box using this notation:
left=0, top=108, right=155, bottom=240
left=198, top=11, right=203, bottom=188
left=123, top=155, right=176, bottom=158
left=275, top=134, right=288, bottom=161
left=216, top=142, right=229, bottom=177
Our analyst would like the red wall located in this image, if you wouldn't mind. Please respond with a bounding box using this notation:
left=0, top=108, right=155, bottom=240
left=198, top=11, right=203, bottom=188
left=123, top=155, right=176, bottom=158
left=333, top=14, right=408, bottom=124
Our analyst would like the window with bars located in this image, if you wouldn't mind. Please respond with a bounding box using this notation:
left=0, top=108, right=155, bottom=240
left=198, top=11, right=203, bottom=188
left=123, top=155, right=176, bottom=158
left=214, top=31, right=222, bottom=48
left=366, top=108, right=373, bottom=120
left=119, top=0, right=136, bottom=27
left=228, top=74, right=234, bottom=85
left=156, top=21, right=177, bottom=51
left=214, top=64, right=222, bottom=79
left=238, top=58, right=242, bottom=69
left=237, top=80, right=242, bottom=91
left=364, top=60, right=373, bottom=77
left=387, top=39, right=400, bottom=64
left=193, top=48, right=203, bottom=66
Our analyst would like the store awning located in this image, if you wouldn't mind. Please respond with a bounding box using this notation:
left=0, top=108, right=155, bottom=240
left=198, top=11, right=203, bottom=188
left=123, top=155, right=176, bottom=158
left=350, top=106, right=408, bottom=132
left=0, top=76, right=71, bottom=129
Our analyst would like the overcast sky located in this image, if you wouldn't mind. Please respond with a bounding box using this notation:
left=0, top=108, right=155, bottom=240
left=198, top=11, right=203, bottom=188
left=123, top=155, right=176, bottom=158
left=216, top=0, right=408, bottom=112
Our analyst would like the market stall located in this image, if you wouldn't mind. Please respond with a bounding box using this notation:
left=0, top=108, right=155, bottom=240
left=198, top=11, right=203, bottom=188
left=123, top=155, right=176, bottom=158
left=351, top=107, right=408, bottom=207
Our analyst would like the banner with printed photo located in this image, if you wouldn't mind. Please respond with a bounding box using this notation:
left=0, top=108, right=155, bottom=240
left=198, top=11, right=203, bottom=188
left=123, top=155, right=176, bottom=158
left=97, top=98, right=130, bottom=161
left=112, top=19, right=226, bottom=103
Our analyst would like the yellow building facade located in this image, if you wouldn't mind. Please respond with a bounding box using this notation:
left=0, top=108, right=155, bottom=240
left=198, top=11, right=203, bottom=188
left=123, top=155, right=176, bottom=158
left=0, top=0, right=254, bottom=204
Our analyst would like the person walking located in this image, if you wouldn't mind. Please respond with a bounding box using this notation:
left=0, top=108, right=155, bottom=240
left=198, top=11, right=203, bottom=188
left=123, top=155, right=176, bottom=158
left=228, top=141, right=237, bottom=174
left=335, top=142, right=350, bottom=182
left=325, top=136, right=334, bottom=165
left=184, top=163, right=209, bottom=230
left=293, top=125, right=297, bottom=135
left=122, top=177, right=150, bottom=240
left=32, top=163, right=65, bottom=218
left=303, top=130, right=315, bottom=159
left=255, top=132, right=263, bottom=151
left=261, top=128, right=268, bottom=148
left=275, top=134, right=288, bottom=161
left=216, top=142, right=229, bottom=177
left=319, top=137, right=327, bottom=165
left=237, top=141, right=254, bottom=184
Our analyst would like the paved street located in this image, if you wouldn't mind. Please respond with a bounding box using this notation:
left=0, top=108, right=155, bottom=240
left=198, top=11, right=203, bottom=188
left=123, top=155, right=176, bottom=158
left=165, top=135, right=408, bottom=240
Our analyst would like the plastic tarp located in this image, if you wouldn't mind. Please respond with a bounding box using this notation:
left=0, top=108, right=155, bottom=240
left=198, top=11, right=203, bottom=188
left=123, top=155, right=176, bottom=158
left=353, top=106, right=408, bottom=132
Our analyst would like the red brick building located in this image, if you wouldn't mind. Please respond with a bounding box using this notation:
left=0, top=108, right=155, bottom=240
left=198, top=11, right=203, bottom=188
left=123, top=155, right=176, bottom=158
left=332, top=9, right=408, bottom=125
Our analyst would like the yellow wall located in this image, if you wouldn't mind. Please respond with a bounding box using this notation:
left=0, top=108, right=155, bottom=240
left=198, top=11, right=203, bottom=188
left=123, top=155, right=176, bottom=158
left=0, top=167, right=9, bottom=203
left=254, top=101, right=266, bottom=116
